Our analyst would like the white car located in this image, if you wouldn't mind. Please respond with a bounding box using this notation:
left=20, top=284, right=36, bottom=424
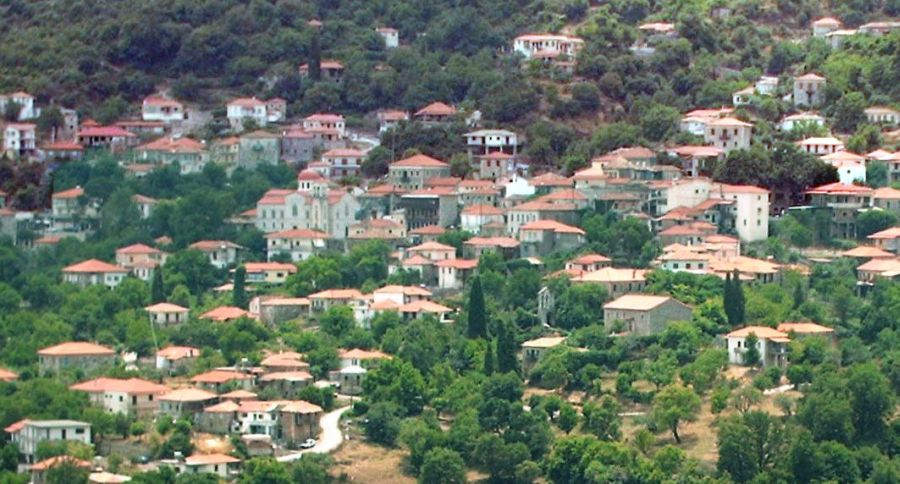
left=300, top=438, right=316, bottom=449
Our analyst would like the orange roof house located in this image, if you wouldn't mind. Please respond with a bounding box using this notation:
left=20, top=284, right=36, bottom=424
left=200, top=306, right=249, bottom=322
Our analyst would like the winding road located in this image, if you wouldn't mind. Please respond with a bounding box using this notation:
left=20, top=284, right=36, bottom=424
left=277, top=405, right=352, bottom=462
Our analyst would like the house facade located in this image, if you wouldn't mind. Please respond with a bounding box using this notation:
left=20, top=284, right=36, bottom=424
left=602, top=295, right=692, bottom=336
left=38, top=342, right=116, bottom=375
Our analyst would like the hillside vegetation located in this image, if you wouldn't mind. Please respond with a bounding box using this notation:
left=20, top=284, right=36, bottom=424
left=2, top=0, right=898, bottom=132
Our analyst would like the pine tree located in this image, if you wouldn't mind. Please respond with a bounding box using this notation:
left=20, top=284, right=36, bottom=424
left=151, top=267, right=165, bottom=304
left=233, top=265, right=248, bottom=309
left=483, top=340, right=495, bottom=375
left=733, top=269, right=745, bottom=326
left=496, top=319, right=517, bottom=374
left=467, top=276, right=486, bottom=339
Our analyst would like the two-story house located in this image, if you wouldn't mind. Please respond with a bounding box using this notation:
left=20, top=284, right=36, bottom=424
left=70, top=377, right=168, bottom=416
left=725, top=326, right=790, bottom=367
left=142, top=96, right=185, bottom=124
left=5, top=420, right=91, bottom=463
left=62, top=259, right=129, bottom=288
left=3, top=123, right=36, bottom=158
left=189, top=240, right=245, bottom=269
left=388, top=154, right=451, bottom=191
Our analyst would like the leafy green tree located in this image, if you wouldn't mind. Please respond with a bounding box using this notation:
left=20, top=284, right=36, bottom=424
left=364, top=402, right=402, bottom=446
left=467, top=276, right=486, bottom=339
left=419, top=447, right=466, bottom=484
left=44, top=458, right=90, bottom=484
left=743, top=333, right=761, bottom=367
left=857, top=210, right=897, bottom=239
left=319, top=305, right=355, bottom=339
left=846, top=363, right=893, bottom=443
left=645, top=351, right=678, bottom=390
left=847, top=124, right=883, bottom=154
left=362, top=146, right=392, bottom=177
left=717, top=417, right=759, bottom=482
left=557, top=403, right=578, bottom=434
left=640, top=104, right=681, bottom=142
left=679, top=348, right=727, bottom=394
left=832, top=91, right=866, bottom=132
left=867, top=161, right=888, bottom=188
left=581, top=396, right=621, bottom=441
left=788, top=430, right=822, bottom=483
left=239, top=457, right=292, bottom=484
left=232, top=265, right=248, bottom=309
left=165, top=249, right=219, bottom=295
left=591, top=122, right=642, bottom=154
left=651, top=384, right=701, bottom=444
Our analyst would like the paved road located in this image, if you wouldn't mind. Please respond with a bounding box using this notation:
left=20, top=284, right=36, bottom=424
left=277, top=406, right=351, bottom=462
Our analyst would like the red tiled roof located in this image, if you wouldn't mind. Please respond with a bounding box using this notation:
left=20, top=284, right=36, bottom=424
left=391, top=154, right=449, bottom=168
left=308, top=288, right=364, bottom=300
left=138, top=137, right=204, bottom=153
left=415, top=102, right=456, bottom=117
left=304, top=113, right=344, bottom=122
left=143, top=96, right=182, bottom=107
left=63, top=259, right=128, bottom=273
left=410, top=225, right=447, bottom=236
left=185, top=454, right=241, bottom=466
left=156, top=346, right=200, bottom=360
left=323, top=148, right=364, bottom=158
left=189, top=240, right=244, bottom=250
left=30, top=456, right=91, bottom=472
left=464, top=236, right=520, bottom=248
left=192, top=370, right=252, bottom=384
left=461, top=204, right=504, bottom=216
left=520, top=220, right=585, bottom=235
left=77, top=126, right=135, bottom=137
left=116, top=243, right=163, bottom=255
left=70, top=377, right=168, bottom=395
left=145, top=302, right=189, bottom=313
left=229, top=97, right=265, bottom=107
left=159, top=388, right=218, bottom=403
left=53, top=187, right=84, bottom=199
left=38, top=342, right=115, bottom=356
left=408, top=241, right=455, bottom=252
left=806, top=182, right=873, bottom=195
left=435, top=259, right=479, bottom=269
left=243, top=262, right=297, bottom=273
left=201, top=306, right=249, bottom=321
left=265, top=229, right=329, bottom=239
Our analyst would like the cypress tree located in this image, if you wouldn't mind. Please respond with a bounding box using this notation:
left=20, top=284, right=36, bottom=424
left=309, top=33, right=322, bottom=81
left=233, top=265, right=248, bottom=309
left=792, top=283, right=804, bottom=309
left=496, top=319, right=517, bottom=374
left=733, top=269, right=745, bottom=326
left=723, top=271, right=735, bottom=325
left=467, top=276, right=486, bottom=339
left=151, top=267, right=165, bottom=304
left=483, top=340, right=495, bottom=375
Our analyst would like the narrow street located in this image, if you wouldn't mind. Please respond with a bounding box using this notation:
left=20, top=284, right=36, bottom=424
left=277, top=405, right=352, bottom=462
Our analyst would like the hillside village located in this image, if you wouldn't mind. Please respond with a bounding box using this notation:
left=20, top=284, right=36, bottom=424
left=0, top=1, right=899, bottom=483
